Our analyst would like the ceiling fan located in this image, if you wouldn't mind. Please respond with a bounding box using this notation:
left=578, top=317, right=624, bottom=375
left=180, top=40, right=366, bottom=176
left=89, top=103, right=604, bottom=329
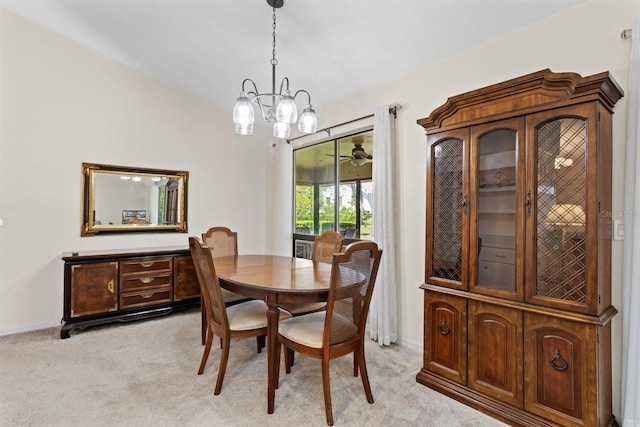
left=326, top=142, right=373, bottom=166
left=349, top=142, right=373, bottom=166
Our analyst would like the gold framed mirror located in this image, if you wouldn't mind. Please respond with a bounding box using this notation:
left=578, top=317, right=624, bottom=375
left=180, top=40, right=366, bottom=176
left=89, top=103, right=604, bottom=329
left=82, top=163, right=188, bottom=236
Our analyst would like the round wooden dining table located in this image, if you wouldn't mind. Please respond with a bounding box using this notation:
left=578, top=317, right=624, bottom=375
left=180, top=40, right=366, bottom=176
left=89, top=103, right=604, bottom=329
left=213, top=255, right=335, bottom=414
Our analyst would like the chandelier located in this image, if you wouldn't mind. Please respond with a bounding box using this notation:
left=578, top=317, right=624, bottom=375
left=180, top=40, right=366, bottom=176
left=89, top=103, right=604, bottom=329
left=233, top=0, right=317, bottom=139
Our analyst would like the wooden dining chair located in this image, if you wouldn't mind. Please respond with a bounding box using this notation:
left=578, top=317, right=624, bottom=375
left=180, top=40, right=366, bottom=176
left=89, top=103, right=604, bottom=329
left=276, top=241, right=383, bottom=426
left=189, top=237, right=292, bottom=395
left=200, top=226, right=249, bottom=344
left=201, top=227, right=248, bottom=303
left=279, top=231, right=343, bottom=316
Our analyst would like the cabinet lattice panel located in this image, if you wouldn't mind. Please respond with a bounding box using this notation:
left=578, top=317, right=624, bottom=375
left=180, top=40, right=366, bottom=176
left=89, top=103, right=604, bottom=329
left=432, top=138, right=463, bottom=281
left=535, top=118, right=587, bottom=303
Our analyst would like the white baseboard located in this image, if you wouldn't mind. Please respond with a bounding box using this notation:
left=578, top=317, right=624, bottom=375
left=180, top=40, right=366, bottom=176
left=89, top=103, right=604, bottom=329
left=0, top=321, right=60, bottom=337
left=395, top=337, right=421, bottom=353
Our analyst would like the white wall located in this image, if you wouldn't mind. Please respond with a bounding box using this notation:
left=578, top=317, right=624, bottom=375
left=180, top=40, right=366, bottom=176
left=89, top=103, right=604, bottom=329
left=0, top=9, right=270, bottom=333
left=291, top=0, right=638, bottom=419
left=1, top=0, right=638, bottom=420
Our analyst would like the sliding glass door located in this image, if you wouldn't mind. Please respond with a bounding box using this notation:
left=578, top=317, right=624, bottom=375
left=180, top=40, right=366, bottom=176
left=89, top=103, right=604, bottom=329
left=293, top=129, right=374, bottom=258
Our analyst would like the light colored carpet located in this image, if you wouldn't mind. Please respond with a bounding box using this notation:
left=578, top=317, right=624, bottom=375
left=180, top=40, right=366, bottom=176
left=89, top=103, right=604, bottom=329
left=0, top=310, right=507, bottom=426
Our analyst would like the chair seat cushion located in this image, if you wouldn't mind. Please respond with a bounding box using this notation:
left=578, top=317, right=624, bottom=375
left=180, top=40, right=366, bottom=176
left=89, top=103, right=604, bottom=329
left=278, top=311, right=358, bottom=348
left=278, top=302, right=326, bottom=315
left=227, top=300, right=291, bottom=331
left=222, top=288, right=247, bottom=303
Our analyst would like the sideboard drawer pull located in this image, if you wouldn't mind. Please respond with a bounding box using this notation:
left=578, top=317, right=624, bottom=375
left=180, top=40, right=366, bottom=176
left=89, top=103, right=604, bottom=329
left=140, top=261, right=154, bottom=268
left=140, top=292, right=154, bottom=299
left=139, top=277, right=154, bottom=284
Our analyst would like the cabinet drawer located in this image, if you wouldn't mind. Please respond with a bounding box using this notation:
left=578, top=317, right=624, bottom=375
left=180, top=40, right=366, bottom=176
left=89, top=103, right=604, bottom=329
left=478, top=246, right=515, bottom=264
left=120, top=288, right=173, bottom=310
left=120, top=258, right=172, bottom=276
left=120, top=272, right=172, bottom=292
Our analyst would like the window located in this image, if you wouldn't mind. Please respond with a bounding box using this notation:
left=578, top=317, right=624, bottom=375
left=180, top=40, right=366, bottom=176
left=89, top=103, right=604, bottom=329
left=293, top=129, right=374, bottom=258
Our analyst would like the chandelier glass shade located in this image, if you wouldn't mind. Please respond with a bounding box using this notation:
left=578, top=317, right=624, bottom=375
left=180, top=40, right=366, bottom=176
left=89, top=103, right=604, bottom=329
left=233, top=0, right=317, bottom=139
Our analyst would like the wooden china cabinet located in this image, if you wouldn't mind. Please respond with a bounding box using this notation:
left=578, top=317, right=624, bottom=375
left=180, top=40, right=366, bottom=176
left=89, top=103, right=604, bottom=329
left=416, top=70, right=623, bottom=427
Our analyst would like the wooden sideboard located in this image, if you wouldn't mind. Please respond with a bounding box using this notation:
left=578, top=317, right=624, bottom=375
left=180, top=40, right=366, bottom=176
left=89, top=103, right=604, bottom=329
left=61, top=246, right=200, bottom=338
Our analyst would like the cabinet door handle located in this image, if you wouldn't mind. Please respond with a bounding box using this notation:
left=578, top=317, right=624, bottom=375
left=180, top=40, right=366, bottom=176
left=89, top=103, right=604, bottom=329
left=438, top=318, right=451, bottom=336
left=549, top=348, right=568, bottom=372
left=140, top=261, right=154, bottom=268
left=139, top=277, right=155, bottom=284
left=525, top=190, right=532, bottom=216
left=107, top=279, right=115, bottom=294
left=461, top=195, right=467, bottom=208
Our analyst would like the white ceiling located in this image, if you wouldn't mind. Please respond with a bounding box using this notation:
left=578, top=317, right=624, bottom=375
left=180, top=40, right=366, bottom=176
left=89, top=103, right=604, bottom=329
left=1, top=0, right=584, bottom=112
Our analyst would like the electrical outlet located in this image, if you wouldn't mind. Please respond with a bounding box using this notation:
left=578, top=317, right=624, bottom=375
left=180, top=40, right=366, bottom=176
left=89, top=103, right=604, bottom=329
left=613, top=220, right=624, bottom=241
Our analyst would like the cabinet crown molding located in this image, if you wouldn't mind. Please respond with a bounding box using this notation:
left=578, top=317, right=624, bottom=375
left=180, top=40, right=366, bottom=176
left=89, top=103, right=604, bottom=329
left=417, top=69, right=624, bottom=132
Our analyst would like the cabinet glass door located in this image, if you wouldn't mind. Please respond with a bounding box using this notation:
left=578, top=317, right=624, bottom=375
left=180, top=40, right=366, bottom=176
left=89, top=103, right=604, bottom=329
left=427, top=129, right=468, bottom=289
left=533, top=116, right=587, bottom=305
left=470, top=118, right=524, bottom=299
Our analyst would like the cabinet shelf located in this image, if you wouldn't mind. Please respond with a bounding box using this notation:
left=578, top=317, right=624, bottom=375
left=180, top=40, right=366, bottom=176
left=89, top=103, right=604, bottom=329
left=477, top=209, right=515, bottom=215
left=478, top=185, right=516, bottom=193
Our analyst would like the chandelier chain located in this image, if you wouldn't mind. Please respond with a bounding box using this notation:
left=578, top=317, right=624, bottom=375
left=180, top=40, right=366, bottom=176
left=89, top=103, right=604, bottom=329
left=271, top=6, right=278, bottom=66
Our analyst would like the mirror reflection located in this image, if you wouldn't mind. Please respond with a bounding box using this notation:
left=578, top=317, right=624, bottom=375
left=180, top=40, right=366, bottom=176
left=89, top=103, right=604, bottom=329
left=82, top=163, right=188, bottom=236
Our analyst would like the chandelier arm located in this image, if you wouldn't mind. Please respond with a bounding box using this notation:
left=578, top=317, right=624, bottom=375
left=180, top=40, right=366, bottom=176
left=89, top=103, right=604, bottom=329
left=278, top=77, right=290, bottom=95
left=255, top=95, right=270, bottom=117
left=293, top=89, right=312, bottom=105
left=241, top=78, right=260, bottom=97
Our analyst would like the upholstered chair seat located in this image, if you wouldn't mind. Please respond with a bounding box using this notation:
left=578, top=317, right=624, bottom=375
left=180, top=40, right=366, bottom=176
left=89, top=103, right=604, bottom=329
left=278, top=311, right=357, bottom=348
left=228, top=300, right=291, bottom=331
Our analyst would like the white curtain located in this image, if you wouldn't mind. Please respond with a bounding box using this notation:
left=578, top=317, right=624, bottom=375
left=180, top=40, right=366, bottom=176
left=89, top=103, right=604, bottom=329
left=622, top=19, right=640, bottom=427
left=271, top=141, right=293, bottom=256
left=368, top=104, right=398, bottom=346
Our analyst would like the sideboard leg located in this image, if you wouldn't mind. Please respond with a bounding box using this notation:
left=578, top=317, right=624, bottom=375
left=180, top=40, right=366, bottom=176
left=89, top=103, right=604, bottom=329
left=60, top=323, right=72, bottom=339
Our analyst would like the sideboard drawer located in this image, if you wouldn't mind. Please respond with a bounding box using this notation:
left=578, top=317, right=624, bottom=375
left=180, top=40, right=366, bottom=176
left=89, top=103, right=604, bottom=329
left=120, top=288, right=173, bottom=310
left=120, top=272, right=172, bottom=292
left=120, top=258, right=172, bottom=275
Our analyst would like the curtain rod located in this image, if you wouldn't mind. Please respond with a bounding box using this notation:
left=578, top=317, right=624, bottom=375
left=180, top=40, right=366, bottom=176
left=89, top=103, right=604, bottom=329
left=286, top=104, right=401, bottom=144
left=622, top=28, right=632, bottom=39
